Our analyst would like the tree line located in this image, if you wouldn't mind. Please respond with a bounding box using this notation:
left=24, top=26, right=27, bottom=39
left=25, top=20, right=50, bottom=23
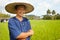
left=43, top=9, right=60, bottom=20
left=0, top=12, right=10, bottom=19
left=0, top=9, right=60, bottom=20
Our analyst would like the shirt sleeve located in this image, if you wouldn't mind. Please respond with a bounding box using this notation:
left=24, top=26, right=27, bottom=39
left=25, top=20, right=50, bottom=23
left=8, top=19, right=22, bottom=39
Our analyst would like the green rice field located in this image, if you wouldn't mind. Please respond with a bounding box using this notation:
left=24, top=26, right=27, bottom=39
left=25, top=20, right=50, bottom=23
left=0, top=20, right=60, bottom=40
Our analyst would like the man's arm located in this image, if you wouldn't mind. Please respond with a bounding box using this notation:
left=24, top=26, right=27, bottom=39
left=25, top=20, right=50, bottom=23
left=16, top=29, right=34, bottom=39
left=17, top=38, right=26, bottom=40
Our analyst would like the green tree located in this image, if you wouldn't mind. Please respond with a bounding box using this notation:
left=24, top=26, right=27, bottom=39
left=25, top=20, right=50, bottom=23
left=43, top=15, right=52, bottom=20
left=52, top=10, right=56, bottom=20
left=47, top=9, right=51, bottom=15
left=52, top=10, right=56, bottom=15
left=55, top=13, right=60, bottom=20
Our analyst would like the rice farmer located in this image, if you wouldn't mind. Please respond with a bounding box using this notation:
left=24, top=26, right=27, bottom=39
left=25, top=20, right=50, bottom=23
left=5, top=2, right=34, bottom=40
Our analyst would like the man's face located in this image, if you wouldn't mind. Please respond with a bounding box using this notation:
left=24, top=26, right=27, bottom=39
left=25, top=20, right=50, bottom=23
left=16, top=6, right=26, bottom=17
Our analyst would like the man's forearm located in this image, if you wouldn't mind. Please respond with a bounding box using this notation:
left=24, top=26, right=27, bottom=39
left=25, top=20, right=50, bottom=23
left=16, top=29, right=34, bottom=39
left=16, top=32, right=32, bottom=39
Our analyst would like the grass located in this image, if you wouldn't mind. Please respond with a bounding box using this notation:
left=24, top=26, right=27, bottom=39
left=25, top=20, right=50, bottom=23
left=0, top=22, right=9, bottom=40
left=0, top=20, right=60, bottom=40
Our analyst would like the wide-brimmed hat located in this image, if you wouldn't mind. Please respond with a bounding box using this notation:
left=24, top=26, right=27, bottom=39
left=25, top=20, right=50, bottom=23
left=5, top=2, right=34, bottom=14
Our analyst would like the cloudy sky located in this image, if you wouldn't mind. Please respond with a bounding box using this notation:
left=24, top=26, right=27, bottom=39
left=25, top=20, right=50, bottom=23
left=0, top=0, right=60, bottom=17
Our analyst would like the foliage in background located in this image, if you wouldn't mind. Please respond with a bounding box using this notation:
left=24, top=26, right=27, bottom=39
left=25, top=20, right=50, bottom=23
left=43, top=9, right=60, bottom=20
left=0, top=12, right=10, bottom=19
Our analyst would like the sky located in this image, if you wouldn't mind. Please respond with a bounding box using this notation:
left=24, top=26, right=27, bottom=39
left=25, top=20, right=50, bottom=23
left=0, top=0, right=60, bottom=17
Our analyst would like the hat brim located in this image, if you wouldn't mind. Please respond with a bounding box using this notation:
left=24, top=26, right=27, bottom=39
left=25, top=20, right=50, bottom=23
left=5, top=2, right=34, bottom=14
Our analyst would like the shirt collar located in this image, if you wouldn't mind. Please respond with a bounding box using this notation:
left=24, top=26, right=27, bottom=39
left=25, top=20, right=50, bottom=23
left=14, top=16, right=26, bottom=22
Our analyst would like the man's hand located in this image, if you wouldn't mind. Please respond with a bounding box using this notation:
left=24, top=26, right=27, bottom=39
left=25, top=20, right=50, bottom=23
left=28, top=29, right=34, bottom=36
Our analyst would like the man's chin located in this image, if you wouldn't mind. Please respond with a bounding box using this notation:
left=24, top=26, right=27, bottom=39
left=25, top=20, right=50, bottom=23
left=19, top=15, right=23, bottom=17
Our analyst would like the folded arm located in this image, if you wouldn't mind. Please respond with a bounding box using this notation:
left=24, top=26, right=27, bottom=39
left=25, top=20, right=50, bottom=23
left=16, top=29, right=34, bottom=39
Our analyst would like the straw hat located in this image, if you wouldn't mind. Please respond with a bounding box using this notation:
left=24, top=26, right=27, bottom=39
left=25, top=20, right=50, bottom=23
left=5, top=2, right=34, bottom=14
